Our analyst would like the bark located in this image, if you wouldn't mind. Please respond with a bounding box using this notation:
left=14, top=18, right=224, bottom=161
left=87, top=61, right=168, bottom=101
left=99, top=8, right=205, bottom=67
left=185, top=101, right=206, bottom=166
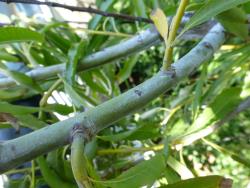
left=0, top=20, right=215, bottom=89
left=0, top=24, right=225, bottom=173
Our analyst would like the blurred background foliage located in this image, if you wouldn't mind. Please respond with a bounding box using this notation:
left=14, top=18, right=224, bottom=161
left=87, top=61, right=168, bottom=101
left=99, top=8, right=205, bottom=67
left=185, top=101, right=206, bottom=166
left=0, top=0, right=250, bottom=187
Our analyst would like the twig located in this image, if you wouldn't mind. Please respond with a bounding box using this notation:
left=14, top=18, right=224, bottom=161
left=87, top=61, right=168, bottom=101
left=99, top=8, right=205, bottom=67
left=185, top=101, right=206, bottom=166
left=163, top=0, right=189, bottom=70
left=0, top=19, right=216, bottom=89
left=71, top=125, right=93, bottom=188
left=1, top=0, right=152, bottom=23
left=38, top=78, right=62, bottom=119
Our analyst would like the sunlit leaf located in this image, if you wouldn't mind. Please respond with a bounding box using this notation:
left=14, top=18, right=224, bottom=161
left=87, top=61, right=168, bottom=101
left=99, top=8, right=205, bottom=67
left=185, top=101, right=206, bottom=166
left=0, top=27, right=44, bottom=44
left=0, top=62, right=42, bottom=92
left=181, top=0, right=250, bottom=36
left=167, top=156, right=194, bottom=179
left=150, top=8, right=169, bottom=44
left=117, top=55, right=139, bottom=84
left=162, top=175, right=232, bottom=188
left=66, top=40, right=88, bottom=85
left=132, top=0, right=147, bottom=18
left=189, top=88, right=242, bottom=132
left=103, top=154, right=165, bottom=188
left=217, top=8, right=248, bottom=39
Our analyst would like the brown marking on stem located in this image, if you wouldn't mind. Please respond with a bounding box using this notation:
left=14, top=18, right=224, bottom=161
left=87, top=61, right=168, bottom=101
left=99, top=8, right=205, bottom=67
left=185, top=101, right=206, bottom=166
left=161, top=66, right=176, bottom=79
left=134, top=89, right=143, bottom=97
left=11, top=145, right=16, bottom=152
left=220, top=178, right=233, bottom=188
left=203, top=41, right=214, bottom=52
left=70, top=122, right=96, bottom=143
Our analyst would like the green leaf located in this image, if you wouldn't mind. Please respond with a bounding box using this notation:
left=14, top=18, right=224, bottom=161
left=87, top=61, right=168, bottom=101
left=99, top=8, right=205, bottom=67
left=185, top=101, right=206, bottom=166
left=243, top=2, right=250, bottom=13
left=217, top=8, right=248, bottom=39
left=186, top=2, right=204, bottom=11
left=97, top=129, right=137, bottom=142
left=37, top=156, right=76, bottom=188
left=167, top=156, right=194, bottom=179
left=45, top=30, right=70, bottom=53
left=0, top=101, right=53, bottom=115
left=45, top=104, right=73, bottom=115
left=89, top=0, right=115, bottom=29
left=161, top=175, right=232, bottom=188
left=0, top=63, right=42, bottom=92
left=103, top=154, right=165, bottom=188
left=8, top=71, right=42, bottom=92
left=0, top=27, right=44, bottom=44
left=0, top=88, right=27, bottom=101
left=0, top=51, right=19, bottom=62
left=189, top=87, right=242, bottom=132
left=203, top=139, right=250, bottom=168
left=81, top=71, right=109, bottom=95
left=0, top=101, right=39, bottom=115
left=66, top=40, right=87, bottom=85
left=62, top=78, right=87, bottom=108
left=181, top=0, right=250, bottom=35
left=127, top=122, right=160, bottom=140
left=163, top=167, right=181, bottom=184
left=117, top=55, right=139, bottom=84
left=98, top=122, right=159, bottom=142
left=15, top=114, right=47, bottom=130
left=192, top=63, right=208, bottom=120
left=132, top=0, right=147, bottom=18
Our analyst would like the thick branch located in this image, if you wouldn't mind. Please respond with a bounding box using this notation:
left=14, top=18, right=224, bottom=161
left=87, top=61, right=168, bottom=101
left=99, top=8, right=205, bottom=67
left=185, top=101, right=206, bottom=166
left=1, top=0, right=152, bottom=23
left=0, top=24, right=225, bottom=173
left=0, top=20, right=215, bottom=89
left=96, top=97, right=250, bottom=155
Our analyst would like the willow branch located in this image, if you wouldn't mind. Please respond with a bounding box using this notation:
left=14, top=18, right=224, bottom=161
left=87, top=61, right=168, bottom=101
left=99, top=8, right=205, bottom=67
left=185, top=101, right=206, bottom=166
left=0, top=20, right=215, bottom=89
left=1, top=0, right=152, bottom=23
left=163, top=0, right=189, bottom=69
left=98, top=97, right=250, bottom=155
left=71, top=125, right=93, bottom=188
left=0, top=24, right=225, bottom=173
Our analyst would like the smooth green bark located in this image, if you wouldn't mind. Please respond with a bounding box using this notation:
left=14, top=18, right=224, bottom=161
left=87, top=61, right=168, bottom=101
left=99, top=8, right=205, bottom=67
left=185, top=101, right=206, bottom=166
left=0, top=24, right=225, bottom=173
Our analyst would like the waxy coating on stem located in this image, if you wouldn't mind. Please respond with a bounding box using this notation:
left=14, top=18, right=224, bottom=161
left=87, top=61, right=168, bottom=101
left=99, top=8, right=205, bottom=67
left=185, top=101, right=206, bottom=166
left=0, top=24, right=225, bottom=173
left=0, top=18, right=215, bottom=89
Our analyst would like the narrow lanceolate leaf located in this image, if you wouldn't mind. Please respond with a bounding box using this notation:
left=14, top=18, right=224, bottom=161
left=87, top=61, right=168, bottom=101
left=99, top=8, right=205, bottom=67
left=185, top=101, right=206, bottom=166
left=103, top=154, right=165, bottom=188
left=0, top=63, right=42, bottom=92
left=62, top=78, right=87, bottom=109
left=66, top=40, right=87, bottom=85
left=16, top=114, right=47, bottom=130
left=167, top=156, right=194, bottom=180
left=150, top=8, right=169, bottom=44
left=117, top=55, right=139, bottom=84
left=0, top=27, right=44, bottom=44
left=37, top=157, right=75, bottom=188
left=0, top=101, right=40, bottom=115
left=188, top=87, right=242, bottom=132
left=0, top=102, right=55, bottom=115
left=89, top=0, right=115, bottom=29
left=132, top=0, right=147, bottom=18
left=203, top=139, right=250, bottom=168
left=192, top=63, right=208, bottom=120
left=181, top=0, right=250, bottom=35
left=162, top=175, right=233, bottom=188
left=0, top=51, right=19, bottom=62
left=217, top=8, right=249, bottom=40
left=97, top=129, right=137, bottom=142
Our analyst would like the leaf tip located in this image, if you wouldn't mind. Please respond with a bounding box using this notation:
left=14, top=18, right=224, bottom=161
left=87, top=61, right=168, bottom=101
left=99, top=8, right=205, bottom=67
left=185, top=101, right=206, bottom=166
left=220, top=178, right=233, bottom=188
